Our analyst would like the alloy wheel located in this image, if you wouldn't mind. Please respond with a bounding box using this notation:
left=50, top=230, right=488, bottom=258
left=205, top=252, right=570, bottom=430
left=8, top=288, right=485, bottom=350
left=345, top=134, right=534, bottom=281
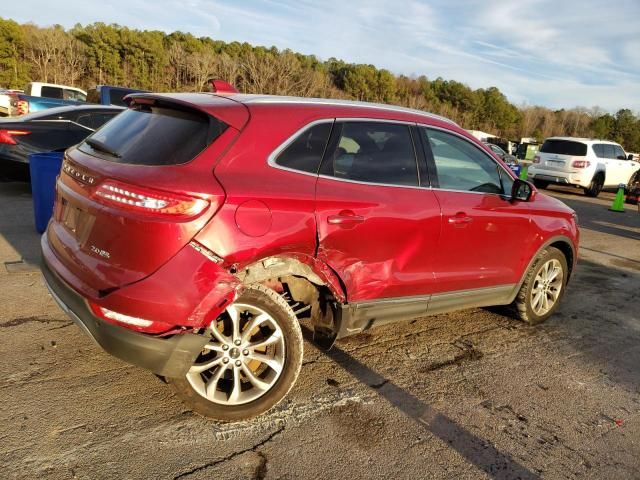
left=530, top=259, right=564, bottom=316
left=186, top=303, right=285, bottom=406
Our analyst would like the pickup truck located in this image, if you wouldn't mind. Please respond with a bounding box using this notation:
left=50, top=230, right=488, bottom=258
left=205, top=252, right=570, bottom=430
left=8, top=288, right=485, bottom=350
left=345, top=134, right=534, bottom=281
left=87, top=85, right=148, bottom=107
left=8, top=83, right=143, bottom=116
left=9, top=82, right=87, bottom=116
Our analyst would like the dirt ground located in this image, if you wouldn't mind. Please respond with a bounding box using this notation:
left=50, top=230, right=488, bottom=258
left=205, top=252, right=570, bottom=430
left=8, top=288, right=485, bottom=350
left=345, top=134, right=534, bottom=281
left=0, top=180, right=639, bottom=480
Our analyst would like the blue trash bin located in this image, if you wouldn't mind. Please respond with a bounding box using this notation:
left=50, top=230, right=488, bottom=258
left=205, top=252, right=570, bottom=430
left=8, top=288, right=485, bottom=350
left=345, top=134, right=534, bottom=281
left=29, top=152, right=64, bottom=234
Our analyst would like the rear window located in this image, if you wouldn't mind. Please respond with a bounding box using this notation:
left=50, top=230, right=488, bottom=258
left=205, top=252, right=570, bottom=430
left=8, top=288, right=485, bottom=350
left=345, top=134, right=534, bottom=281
left=540, top=139, right=587, bottom=156
left=80, top=103, right=227, bottom=165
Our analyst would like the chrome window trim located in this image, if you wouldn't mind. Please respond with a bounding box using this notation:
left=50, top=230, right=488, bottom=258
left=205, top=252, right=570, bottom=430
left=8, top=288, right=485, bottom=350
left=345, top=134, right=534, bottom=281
left=268, top=118, right=420, bottom=186
left=267, top=118, right=516, bottom=198
left=266, top=118, right=334, bottom=178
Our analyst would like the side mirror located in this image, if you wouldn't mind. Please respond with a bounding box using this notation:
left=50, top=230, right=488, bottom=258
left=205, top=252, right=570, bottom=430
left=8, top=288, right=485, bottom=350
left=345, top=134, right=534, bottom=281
left=511, top=179, right=533, bottom=202
left=628, top=154, right=634, bottom=161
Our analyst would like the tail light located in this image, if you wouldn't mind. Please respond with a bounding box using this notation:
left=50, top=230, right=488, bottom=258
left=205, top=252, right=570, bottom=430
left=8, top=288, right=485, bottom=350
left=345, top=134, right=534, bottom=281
left=0, top=129, right=30, bottom=145
left=92, top=179, right=210, bottom=219
left=14, top=100, right=29, bottom=115
left=533, top=155, right=541, bottom=164
left=571, top=160, right=590, bottom=168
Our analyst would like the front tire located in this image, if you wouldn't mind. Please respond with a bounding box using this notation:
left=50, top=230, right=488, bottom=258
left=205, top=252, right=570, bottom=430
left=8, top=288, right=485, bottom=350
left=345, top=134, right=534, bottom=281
left=168, top=284, right=303, bottom=421
left=533, top=179, right=549, bottom=189
left=514, top=247, right=568, bottom=325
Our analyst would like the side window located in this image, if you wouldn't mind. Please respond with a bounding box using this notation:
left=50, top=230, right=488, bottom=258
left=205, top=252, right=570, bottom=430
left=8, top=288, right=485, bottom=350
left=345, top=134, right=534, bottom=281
left=64, top=89, right=86, bottom=101
left=274, top=122, right=332, bottom=174
left=425, top=128, right=508, bottom=194
left=77, top=112, right=118, bottom=130
left=40, top=111, right=76, bottom=121
left=613, top=145, right=626, bottom=160
left=41, top=86, right=63, bottom=99
left=593, top=144, right=605, bottom=158
left=603, top=144, right=616, bottom=159
left=321, top=122, right=418, bottom=186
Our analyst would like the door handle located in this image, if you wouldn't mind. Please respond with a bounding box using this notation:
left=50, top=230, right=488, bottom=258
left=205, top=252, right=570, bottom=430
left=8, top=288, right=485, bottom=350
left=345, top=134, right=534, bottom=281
left=448, top=212, right=473, bottom=226
left=327, top=210, right=365, bottom=226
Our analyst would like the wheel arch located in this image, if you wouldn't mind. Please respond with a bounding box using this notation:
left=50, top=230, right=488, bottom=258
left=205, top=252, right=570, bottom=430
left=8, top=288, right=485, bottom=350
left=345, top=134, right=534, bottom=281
left=509, top=235, right=576, bottom=303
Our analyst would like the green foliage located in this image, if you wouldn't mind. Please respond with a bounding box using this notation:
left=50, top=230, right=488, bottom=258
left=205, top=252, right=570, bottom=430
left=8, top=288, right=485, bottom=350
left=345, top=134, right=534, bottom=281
left=1, top=17, right=639, bottom=151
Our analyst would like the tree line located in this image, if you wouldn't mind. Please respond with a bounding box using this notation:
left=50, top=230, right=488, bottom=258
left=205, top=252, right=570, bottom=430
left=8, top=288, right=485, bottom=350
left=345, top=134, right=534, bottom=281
left=1, top=17, right=639, bottom=151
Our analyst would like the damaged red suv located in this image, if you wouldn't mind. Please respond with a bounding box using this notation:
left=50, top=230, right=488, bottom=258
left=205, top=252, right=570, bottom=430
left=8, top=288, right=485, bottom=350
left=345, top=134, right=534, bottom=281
left=42, top=90, right=579, bottom=421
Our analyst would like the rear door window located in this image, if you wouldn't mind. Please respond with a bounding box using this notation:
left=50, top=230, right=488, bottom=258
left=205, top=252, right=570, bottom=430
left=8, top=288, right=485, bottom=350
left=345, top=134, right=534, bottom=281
left=424, top=128, right=511, bottom=195
left=80, top=103, right=227, bottom=165
left=540, top=140, right=587, bottom=156
left=320, top=122, right=418, bottom=186
left=603, top=144, right=616, bottom=159
left=274, top=122, right=332, bottom=174
left=592, top=144, right=605, bottom=158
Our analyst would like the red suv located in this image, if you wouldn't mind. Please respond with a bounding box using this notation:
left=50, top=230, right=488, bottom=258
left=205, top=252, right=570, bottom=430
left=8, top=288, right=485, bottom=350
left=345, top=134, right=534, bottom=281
left=41, top=91, right=579, bottom=421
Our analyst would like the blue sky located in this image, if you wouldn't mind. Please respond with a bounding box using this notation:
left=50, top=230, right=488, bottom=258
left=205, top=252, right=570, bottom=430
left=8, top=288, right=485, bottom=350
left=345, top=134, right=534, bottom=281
left=6, top=0, right=640, bottom=111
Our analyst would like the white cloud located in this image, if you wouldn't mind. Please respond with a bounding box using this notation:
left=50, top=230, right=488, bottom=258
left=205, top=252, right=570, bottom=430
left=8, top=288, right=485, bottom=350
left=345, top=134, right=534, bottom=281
left=3, top=0, right=640, bottom=111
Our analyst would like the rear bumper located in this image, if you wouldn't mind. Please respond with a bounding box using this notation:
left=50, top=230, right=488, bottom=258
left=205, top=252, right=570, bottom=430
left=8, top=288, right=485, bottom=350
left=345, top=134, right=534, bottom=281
left=529, top=169, right=589, bottom=187
left=41, top=240, right=210, bottom=377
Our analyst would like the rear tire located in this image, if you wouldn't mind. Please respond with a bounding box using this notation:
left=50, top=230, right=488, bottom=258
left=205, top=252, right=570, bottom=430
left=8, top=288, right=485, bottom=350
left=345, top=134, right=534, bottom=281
left=533, top=179, right=549, bottom=189
left=513, top=247, right=568, bottom=325
left=584, top=174, right=604, bottom=197
left=168, top=284, right=303, bottom=421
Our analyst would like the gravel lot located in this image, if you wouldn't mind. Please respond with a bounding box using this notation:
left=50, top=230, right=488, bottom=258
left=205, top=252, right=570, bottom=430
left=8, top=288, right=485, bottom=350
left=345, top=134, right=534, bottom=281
left=1, top=180, right=639, bottom=480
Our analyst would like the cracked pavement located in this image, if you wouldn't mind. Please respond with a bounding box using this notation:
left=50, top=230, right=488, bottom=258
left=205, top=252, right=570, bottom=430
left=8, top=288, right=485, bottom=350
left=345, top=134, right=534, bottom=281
left=0, top=181, right=639, bottom=479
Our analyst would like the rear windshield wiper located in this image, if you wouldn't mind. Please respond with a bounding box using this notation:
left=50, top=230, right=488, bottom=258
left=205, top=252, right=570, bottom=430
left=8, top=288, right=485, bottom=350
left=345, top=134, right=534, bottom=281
left=85, top=138, right=121, bottom=158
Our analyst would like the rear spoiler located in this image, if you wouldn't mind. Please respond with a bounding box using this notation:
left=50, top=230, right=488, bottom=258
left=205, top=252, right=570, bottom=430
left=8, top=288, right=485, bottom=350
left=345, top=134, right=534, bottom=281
left=123, top=92, right=250, bottom=131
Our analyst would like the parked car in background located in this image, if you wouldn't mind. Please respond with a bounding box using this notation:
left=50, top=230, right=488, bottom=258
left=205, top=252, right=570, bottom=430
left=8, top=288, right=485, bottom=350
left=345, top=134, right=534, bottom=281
left=529, top=137, right=640, bottom=197
left=0, top=104, right=122, bottom=178
left=87, top=85, right=148, bottom=107
left=9, top=83, right=143, bottom=117
left=42, top=91, right=579, bottom=421
left=484, top=142, right=517, bottom=163
left=626, top=169, right=640, bottom=205
left=0, top=89, right=23, bottom=117
left=10, top=82, right=87, bottom=116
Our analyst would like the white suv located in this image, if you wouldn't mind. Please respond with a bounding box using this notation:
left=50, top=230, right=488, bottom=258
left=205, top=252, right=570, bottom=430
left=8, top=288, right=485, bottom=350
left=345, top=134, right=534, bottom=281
left=529, top=137, right=640, bottom=197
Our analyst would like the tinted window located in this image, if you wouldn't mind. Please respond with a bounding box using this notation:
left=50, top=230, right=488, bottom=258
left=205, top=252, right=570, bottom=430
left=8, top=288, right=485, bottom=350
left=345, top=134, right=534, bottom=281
left=41, top=86, right=63, bottom=99
left=39, top=110, right=77, bottom=121
left=540, top=140, right=587, bottom=156
left=603, top=144, right=616, bottom=159
left=425, top=128, right=508, bottom=194
left=80, top=104, right=227, bottom=165
left=274, top=122, right=332, bottom=174
left=613, top=145, right=626, bottom=160
left=321, top=122, right=418, bottom=186
left=76, top=111, right=119, bottom=130
left=109, top=89, right=132, bottom=107
left=592, top=144, right=605, bottom=158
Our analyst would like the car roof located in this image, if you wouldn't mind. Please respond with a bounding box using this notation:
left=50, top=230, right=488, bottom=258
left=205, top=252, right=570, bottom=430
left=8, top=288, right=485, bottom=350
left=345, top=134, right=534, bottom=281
left=228, top=94, right=458, bottom=126
left=545, top=136, right=621, bottom=145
